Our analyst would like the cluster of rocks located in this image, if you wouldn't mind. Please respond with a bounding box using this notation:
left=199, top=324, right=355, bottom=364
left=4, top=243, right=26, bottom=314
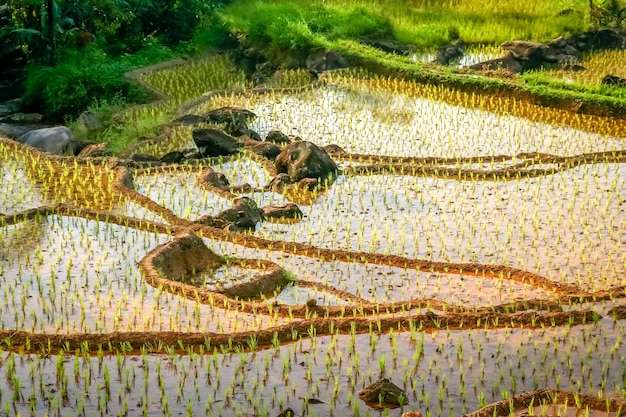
left=467, top=28, right=626, bottom=74
left=433, top=40, right=466, bottom=66
left=3, top=105, right=340, bottom=232
left=199, top=196, right=303, bottom=233
left=136, top=106, right=339, bottom=232
left=234, top=45, right=350, bottom=84
left=151, top=107, right=340, bottom=183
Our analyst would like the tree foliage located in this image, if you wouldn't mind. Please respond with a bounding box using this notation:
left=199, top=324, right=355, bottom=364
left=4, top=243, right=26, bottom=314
left=5, top=0, right=230, bottom=119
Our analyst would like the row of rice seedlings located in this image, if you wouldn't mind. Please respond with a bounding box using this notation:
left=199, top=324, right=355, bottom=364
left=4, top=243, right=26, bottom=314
left=531, top=50, right=626, bottom=87
left=132, top=67, right=319, bottom=157
left=253, top=161, right=625, bottom=292
left=0, top=153, right=45, bottom=213
left=133, top=157, right=273, bottom=221
left=0, top=315, right=623, bottom=416
left=1, top=141, right=167, bottom=223
left=328, top=71, right=626, bottom=137
left=0, top=141, right=127, bottom=212
left=211, top=157, right=273, bottom=189
left=134, top=169, right=233, bottom=220
left=110, top=55, right=247, bottom=153
left=269, top=283, right=352, bottom=306
left=133, top=124, right=196, bottom=157
left=107, top=199, right=170, bottom=224
left=198, top=80, right=625, bottom=158
left=262, top=68, right=316, bottom=89
left=321, top=0, right=586, bottom=46
left=180, top=264, right=266, bottom=292
left=0, top=215, right=292, bottom=334
left=139, top=54, right=248, bottom=107
left=245, top=191, right=292, bottom=209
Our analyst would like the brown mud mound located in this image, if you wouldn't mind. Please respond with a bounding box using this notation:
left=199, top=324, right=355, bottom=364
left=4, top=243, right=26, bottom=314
left=465, top=388, right=626, bottom=417
left=150, top=230, right=224, bottom=280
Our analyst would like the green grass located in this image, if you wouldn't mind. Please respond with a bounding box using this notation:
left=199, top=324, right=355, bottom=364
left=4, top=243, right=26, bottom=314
left=217, top=0, right=590, bottom=55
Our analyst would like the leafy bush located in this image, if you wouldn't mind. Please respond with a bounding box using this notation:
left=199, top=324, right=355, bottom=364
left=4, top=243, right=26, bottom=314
left=307, top=6, right=394, bottom=40
left=193, top=13, right=237, bottom=51
left=23, top=41, right=175, bottom=120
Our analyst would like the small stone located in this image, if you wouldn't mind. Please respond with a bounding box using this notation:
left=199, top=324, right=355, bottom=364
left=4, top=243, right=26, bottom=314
left=131, top=153, right=159, bottom=163
left=265, top=129, right=291, bottom=144
left=266, top=173, right=291, bottom=191
left=306, top=298, right=317, bottom=308
left=358, top=378, right=409, bottom=407
left=159, top=151, right=186, bottom=164
left=277, top=408, right=296, bottom=417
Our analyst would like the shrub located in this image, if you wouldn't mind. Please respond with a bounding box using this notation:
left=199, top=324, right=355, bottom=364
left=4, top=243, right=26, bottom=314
left=22, top=41, right=175, bottom=120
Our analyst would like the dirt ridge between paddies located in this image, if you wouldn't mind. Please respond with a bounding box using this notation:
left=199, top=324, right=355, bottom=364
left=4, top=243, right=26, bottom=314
left=464, top=388, right=626, bottom=417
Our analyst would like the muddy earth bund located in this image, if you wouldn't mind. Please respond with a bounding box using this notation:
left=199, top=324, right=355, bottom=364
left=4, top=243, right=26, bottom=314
left=1, top=63, right=625, bottom=417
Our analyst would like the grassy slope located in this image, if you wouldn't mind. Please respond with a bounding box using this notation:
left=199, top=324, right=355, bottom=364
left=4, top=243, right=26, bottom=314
left=213, top=0, right=625, bottom=118
left=219, top=0, right=589, bottom=51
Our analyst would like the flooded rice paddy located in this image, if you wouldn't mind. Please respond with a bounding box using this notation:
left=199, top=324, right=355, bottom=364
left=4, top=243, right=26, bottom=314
left=1, top=67, right=625, bottom=416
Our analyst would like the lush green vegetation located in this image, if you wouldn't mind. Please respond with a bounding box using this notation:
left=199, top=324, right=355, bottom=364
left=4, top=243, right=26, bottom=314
left=4, top=0, right=626, bottom=152
left=7, top=0, right=229, bottom=120
left=217, top=0, right=589, bottom=54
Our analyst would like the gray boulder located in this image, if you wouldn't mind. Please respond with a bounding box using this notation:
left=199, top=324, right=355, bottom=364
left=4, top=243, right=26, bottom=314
left=17, top=126, right=87, bottom=155
left=192, top=128, right=242, bottom=158
left=275, top=141, right=338, bottom=183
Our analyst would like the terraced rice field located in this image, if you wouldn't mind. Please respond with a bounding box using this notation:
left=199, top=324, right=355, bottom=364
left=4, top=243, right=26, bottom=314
left=1, top=56, right=625, bottom=416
